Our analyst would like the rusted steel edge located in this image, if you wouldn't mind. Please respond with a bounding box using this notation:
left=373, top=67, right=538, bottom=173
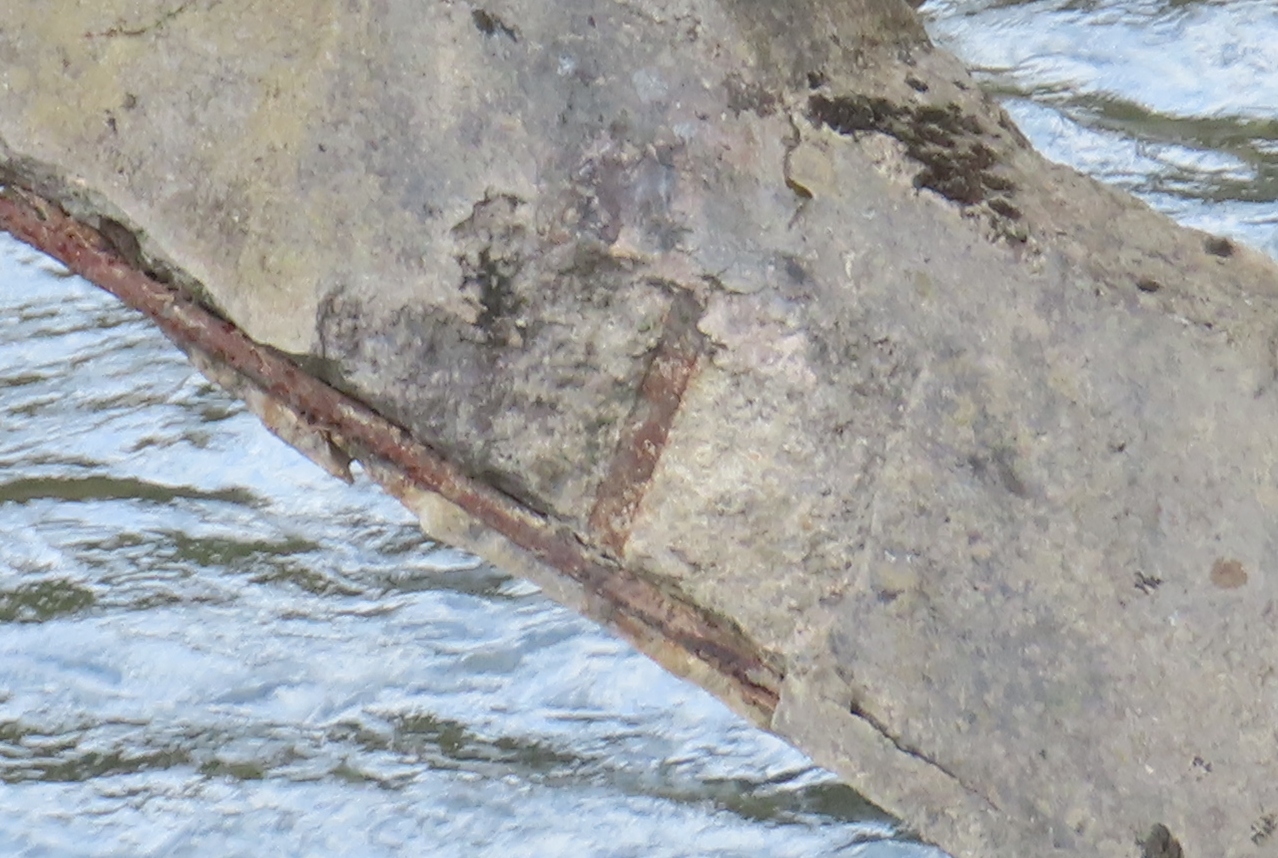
left=588, top=288, right=704, bottom=555
left=0, top=185, right=782, bottom=716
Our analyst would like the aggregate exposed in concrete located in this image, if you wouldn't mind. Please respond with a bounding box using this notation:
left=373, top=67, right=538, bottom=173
left=3, top=1, right=1278, bottom=856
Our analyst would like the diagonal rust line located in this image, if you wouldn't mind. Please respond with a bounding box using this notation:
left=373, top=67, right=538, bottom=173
left=0, top=186, right=782, bottom=717
left=589, top=288, right=705, bottom=556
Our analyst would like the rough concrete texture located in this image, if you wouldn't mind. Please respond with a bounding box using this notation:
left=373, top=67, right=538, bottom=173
left=3, top=1, right=1278, bottom=856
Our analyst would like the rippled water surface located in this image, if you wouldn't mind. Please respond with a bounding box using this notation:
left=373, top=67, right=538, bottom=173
left=3, top=2, right=1276, bottom=856
left=924, top=0, right=1278, bottom=257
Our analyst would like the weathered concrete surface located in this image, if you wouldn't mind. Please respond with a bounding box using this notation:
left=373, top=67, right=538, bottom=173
left=3, top=1, right=1278, bottom=856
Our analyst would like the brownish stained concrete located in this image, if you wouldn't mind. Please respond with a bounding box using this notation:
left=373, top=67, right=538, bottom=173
left=589, top=288, right=707, bottom=556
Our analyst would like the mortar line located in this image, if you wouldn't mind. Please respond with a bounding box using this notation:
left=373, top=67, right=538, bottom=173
left=0, top=185, right=781, bottom=718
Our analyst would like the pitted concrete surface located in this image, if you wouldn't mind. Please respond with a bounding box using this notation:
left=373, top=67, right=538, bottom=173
left=3, top=1, right=1278, bottom=856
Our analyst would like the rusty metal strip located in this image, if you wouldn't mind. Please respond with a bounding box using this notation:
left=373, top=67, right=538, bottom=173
left=589, top=289, right=705, bottom=556
left=0, top=186, right=782, bottom=716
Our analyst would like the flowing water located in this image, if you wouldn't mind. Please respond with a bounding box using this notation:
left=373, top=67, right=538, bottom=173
left=923, top=0, right=1278, bottom=258
left=2, top=2, right=1276, bottom=855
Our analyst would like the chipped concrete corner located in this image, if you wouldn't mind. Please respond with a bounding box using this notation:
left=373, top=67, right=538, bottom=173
left=2, top=1, right=1277, bottom=856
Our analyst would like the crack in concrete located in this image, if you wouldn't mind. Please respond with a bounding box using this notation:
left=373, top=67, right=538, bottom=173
left=836, top=357, right=1001, bottom=814
left=88, top=0, right=199, bottom=38
left=781, top=115, right=813, bottom=229
left=848, top=700, right=1002, bottom=814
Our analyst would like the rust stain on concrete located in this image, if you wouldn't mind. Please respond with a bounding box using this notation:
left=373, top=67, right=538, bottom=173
left=589, top=288, right=706, bottom=556
left=1210, top=557, right=1247, bottom=589
left=0, top=185, right=781, bottom=719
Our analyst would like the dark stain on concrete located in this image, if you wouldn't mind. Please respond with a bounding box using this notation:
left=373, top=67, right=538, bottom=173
left=968, top=446, right=1030, bottom=499
left=724, top=73, right=779, bottom=117
left=471, top=8, right=518, bottom=41
left=1136, top=276, right=1163, bottom=293
left=808, top=94, right=1015, bottom=206
left=987, top=197, right=1021, bottom=221
left=1134, top=570, right=1163, bottom=594
left=470, top=248, right=525, bottom=345
left=316, top=220, right=682, bottom=528
left=451, top=193, right=528, bottom=346
left=1204, top=236, right=1235, bottom=258
left=96, top=217, right=144, bottom=272
left=782, top=254, right=811, bottom=285
left=1252, top=812, right=1276, bottom=845
left=1140, top=823, right=1183, bottom=858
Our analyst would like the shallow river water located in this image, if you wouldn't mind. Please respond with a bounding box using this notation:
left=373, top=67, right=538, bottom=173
left=1, top=2, right=1275, bottom=856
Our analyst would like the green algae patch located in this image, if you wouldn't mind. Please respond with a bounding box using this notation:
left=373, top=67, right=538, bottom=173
left=0, top=579, right=96, bottom=623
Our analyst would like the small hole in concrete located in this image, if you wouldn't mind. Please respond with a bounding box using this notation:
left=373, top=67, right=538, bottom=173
left=1135, top=277, right=1162, bottom=293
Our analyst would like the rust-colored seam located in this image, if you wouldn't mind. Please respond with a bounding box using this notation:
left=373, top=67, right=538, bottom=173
left=0, top=187, right=781, bottom=716
left=589, top=289, right=704, bottom=556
